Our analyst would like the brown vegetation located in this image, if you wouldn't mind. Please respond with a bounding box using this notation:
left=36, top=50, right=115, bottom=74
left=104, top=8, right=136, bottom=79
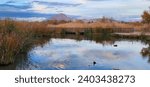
left=142, top=11, right=150, bottom=23
left=47, top=19, right=147, bottom=34
left=0, top=19, right=51, bottom=65
left=1, top=9, right=150, bottom=65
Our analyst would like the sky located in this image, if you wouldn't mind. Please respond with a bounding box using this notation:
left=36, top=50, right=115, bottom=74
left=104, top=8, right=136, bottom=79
left=0, top=0, right=150, bottom=21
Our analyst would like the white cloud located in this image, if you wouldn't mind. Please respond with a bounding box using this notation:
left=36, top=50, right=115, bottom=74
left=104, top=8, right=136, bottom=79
left=74, top=0, right=87, bottom=4
left=1, top=0, right=150, bottom=21
left=27, top=2, right=49, bottom=13
left=15, top=17, right=47, bottom=21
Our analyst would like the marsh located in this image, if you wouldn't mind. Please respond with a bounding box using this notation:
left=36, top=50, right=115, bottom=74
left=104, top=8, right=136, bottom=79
left=1, top=35, right=150, bottom=70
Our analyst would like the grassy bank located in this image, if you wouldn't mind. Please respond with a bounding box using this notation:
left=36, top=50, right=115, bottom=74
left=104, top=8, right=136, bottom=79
left=0, top=19, right=52, bottom=65
left=47, top=19, right=150, bottom=35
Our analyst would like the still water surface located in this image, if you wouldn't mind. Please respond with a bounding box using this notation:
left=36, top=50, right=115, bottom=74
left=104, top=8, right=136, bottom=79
left=15, top=38, right=150, bottom=70
left=1, top=37, right=150, bottom=70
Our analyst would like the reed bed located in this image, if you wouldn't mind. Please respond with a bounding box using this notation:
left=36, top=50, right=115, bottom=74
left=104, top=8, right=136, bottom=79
left=47, top=20, right=146, bottom=33
left=0, top=19, right=52, bottom=65
left=0, top=18, right=149, bottom=65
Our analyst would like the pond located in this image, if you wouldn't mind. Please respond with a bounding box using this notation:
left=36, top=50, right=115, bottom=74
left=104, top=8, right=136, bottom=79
left=0, top=35, right=150, bottom=70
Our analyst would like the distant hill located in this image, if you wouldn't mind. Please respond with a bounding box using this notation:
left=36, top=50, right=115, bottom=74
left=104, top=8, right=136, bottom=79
left=51, top=13, right=71, bottom=21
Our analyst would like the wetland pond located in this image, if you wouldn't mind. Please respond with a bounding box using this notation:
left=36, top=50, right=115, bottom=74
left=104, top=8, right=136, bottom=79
left=1, top=35, right=150, bottom=70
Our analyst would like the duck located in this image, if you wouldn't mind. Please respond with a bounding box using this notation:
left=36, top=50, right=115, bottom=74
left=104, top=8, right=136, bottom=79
left=93, top=61, right=96, bottom=65
left=114, top=44, right=118, bottom=47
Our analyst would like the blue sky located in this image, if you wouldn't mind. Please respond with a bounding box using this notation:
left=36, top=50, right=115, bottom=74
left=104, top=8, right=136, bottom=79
left=0, top=0, right=150, bottom=21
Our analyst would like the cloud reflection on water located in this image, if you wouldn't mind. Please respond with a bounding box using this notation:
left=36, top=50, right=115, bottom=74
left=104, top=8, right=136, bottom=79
left=27, top=38, right=150, bottom=70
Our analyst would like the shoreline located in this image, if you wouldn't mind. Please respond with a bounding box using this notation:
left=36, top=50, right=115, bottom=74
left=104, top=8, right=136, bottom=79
left=113, top=32, right=150, bottom=36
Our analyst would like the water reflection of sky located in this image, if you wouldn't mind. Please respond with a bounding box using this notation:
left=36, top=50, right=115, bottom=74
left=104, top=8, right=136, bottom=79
left=0, top=0, right=150, bottom=21
left=27, top=38, right=150, bottom=70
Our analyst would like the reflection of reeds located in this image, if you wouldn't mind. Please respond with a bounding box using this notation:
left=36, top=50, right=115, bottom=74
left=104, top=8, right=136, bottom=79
left=141, top=47, right=150, bottom=63
left=0, top=19, right=52, bottom=65
left=141, top=48, right=150, bottom=57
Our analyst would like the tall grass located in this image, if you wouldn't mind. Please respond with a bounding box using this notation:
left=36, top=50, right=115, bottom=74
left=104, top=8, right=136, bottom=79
left=0, top=19, right=52, bottom=65
left=0, top=33, right=21, bottom=64
left=47, top=20, right=144, bottom=33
